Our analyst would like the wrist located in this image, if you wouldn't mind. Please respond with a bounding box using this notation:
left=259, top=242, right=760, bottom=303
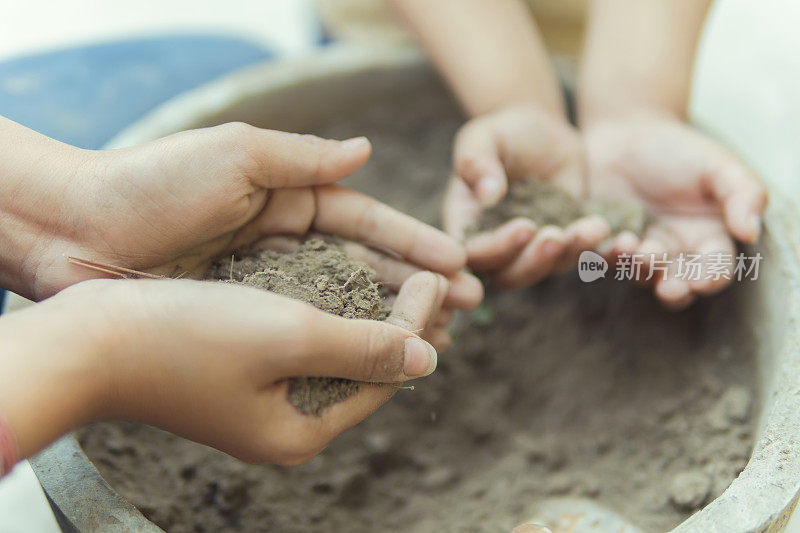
left=577, top=61, right=688, bottom=128
left=577, top=0, right=711, bottom=128
left=0, top=292, right=112, bottom=457
left=468, top=86, right=568, bottom=122
left=577, top=43, right=689, bottom=127
left=579, top=104, right=682, bottom=130
left=0, top=117, right=99, bottom=300
left=485, top=101, right=573, bottom=127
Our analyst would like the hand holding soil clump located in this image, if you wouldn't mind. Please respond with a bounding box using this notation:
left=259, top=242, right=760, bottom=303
left=208, top=238, right=439, bottom=415
left=440, top=104, right=646, bottom=288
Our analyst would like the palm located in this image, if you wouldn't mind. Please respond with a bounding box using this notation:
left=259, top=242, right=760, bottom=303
left=584, top=115, right=766, bottom=308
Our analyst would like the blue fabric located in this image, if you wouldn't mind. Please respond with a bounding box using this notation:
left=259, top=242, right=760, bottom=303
left=0, top=35, right=272, bottom=149
left=0, top=35, right=275, bottom=312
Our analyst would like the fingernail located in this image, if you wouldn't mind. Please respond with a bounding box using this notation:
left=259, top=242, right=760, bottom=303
left=541, top=239, right=562, bottom=257
left=340, top=136, right=369, bottom=151
left=404, top=337, right=438, bottom=378
left=748, top=214, right=762, bottom=241
left=478, top=177, right=502, bottom=206
left=512, top=225, right=535, bottom=246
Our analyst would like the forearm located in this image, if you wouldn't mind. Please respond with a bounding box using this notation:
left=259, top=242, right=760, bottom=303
left=389, top=0, right=565, bottom=117
left=0, top=117, right=94, bottom=298
left=579, top=0, right=712, bottom=124
left=0, top=300, right=107, bottom=460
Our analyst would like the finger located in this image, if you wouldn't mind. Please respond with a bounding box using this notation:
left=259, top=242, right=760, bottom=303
left=313, top=185, right=467, bottom=275
left=655, top=260, right=695, bottom=310
left=465, top=218, right=537, bottom=271
left=444, top=271, right=484, bottom=310
left=703, top=146, right=768, bottom=243
left=221, top=124, right=372, bottom=187
left=246, top=234, right=302, bottom=254
left=687, top=235, right=736, bottom=296
left=492, top=106, right=585, bottom=195
left=387, top=272, right=449, bottom=333
left=286, top=312, right=438, bottom=382
left=494, top=226, right=568, bottom=287
left=230, top=189, right=316, bottom=248
left=246, top=235, right=482, bottom=312
left=635, top=237, right=670, bottom=286
left=422, top=328, right=452, bottom=353
left=338, top=240, right=422, bottom=290
left=453, top=118, right=508, bottom=206
left=434, top=308, right=454, bottom=328
left=557, top=215, right=611, bottom=270
left=443, top=175, right=483, bottom=241
left=722, top=179, right=767, bottom=243
left=340, top=240, right=483, bottom=310
left=598, top=230, right=640, bottom=262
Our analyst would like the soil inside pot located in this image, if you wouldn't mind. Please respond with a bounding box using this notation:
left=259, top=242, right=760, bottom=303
left=206, top=238, right=389, bottom=415
left=77, top=73, right=755, bottom=533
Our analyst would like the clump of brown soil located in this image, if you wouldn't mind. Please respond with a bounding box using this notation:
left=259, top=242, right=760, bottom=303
left=584, top=199, right=649, bottom=237
left=477, top=178, right=584, bottom=230
left=207, top=239, right=389, bottom=415
left=474, top=178, right=649, bottom=236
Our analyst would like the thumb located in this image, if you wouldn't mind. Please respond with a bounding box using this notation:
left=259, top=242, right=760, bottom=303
left=703, top=141, right=768, bottom=243
left=453, top=118, right=508, bottom=207
left=286, top=313, right=438, bottom=383
left=443, top=172, right=483, bottom=241
left=219, top=123, right=372, bottom=188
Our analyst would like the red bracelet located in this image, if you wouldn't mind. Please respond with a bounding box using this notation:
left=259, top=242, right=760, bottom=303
left=0, top=411, right=18, bottom=478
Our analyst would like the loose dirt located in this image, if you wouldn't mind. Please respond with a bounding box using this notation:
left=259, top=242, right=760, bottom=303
left=207, top=239, right=389, bottom=415
left=474, top=178, right=649, bottom=236
left=78, top=73, right=755, bottom=532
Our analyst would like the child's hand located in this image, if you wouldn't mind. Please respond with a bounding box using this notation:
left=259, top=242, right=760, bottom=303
left=584, top=111, right=767, bottom=309
left=444, top=104, right=610, bottom=286
left=15, top=123, right=481, bottom=312
left=0, top=274, right=444, bottom=464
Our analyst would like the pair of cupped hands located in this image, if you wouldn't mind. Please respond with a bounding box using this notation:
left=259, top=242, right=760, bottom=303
left=7, top=101, right=765, bottom=465
left=447, top=104, right=767, bottom=309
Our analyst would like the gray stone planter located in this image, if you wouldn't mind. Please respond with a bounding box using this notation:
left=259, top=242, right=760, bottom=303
left=17, top=44, right=800, bottom=531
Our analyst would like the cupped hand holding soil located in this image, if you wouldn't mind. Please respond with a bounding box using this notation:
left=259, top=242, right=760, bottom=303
left=47, top=123, right=482, bottom=344
left=208, top=238, right=452, bottom=415
left=0, top=274, right=440, bottom=466
left=20, top=122, right=482, bottom=315
left=5, top=236, right=453, bottom=469
left=472, top=177, right=649, bottom=260
left=443, top=104, right=613, bottom=287
left=582, top=114, right=768, bottom=309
